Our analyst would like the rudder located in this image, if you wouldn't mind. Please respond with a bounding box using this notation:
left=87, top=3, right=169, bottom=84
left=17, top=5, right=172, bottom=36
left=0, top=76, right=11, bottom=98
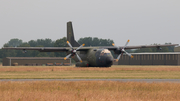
left=67, top=21, right=80, bottom=47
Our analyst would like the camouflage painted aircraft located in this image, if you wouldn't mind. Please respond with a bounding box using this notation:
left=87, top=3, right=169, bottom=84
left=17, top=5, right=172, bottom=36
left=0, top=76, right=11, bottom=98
left=3, top=21, right=178, bottom=67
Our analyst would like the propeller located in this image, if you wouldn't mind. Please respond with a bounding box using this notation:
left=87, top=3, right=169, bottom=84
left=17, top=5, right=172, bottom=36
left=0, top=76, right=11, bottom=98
left=64, top=41, right=85, bottom=62
left=112, top=40, right=133, bottom=62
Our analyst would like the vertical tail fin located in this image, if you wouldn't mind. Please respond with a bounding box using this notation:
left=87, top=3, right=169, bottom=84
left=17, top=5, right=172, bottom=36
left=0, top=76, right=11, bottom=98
left=67, top=21, right=80, bottom=47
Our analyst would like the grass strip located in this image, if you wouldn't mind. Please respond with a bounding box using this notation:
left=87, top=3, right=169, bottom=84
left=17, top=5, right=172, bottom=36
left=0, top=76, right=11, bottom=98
left=0, top=65, right=180, bottom=79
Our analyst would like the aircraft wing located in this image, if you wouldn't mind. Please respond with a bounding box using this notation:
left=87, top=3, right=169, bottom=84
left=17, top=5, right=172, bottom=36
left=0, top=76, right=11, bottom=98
left=101, top=44, right=179, bottom=50
left=2, top=47, right=69, bottom=52
left=2, top=44, right=178, bottom=52
left=2, top=47, right=94, bottom=52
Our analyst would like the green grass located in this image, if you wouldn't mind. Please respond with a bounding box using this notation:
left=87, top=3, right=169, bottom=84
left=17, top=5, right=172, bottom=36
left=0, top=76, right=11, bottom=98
left=0, top=65, right=180, bottom=79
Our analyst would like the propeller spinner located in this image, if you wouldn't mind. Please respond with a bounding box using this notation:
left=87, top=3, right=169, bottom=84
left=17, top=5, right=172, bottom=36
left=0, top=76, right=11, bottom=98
left=112, top=40, right=133, bottom=62
left=64, top=41, right=85, bottom=62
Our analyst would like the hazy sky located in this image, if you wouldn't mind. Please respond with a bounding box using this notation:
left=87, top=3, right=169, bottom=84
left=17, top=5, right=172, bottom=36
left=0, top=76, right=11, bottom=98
left=0, top=0, right=180, bottom=47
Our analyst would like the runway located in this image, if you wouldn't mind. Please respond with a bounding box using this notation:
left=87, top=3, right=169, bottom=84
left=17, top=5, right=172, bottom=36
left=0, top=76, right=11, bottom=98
left=0, top=79, right=180, bottom=83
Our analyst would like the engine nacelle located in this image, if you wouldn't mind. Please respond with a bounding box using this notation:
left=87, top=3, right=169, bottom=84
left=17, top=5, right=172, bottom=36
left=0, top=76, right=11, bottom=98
left=114, top=49, right=122, bottom=54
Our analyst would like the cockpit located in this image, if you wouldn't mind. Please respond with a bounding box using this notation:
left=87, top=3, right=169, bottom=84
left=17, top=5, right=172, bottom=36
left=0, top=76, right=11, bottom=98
left=100, top=49, right=112, bottom=56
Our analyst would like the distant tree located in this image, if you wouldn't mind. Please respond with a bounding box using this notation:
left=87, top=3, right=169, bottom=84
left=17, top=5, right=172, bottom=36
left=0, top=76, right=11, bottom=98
left=3, top=43, right=9, bottom=47
left=36, top=52, right=48, bottom=57
left=5, top=38, right=23, bottom=47
left=2, top=40, right=20, bottom=57
left=92, top=37, right=99, bottom=46
left=49, top=52, right=55, bottom=57
left=28, top=38, right=54, bottom=47
left=53, top=37, right=67, bottom=57
left=19, top=42, right=31, bottom=47
left=30, top=51, right=40, bottom=57
left=54, top=37, right=67, bottom=47
left=1, top=50, right=17, bottom=57
left=28, top=40, right=37, bottom=47
left=36, top=38, right=54, bottom=47
left=78, top=37, right=93, bottom=46
left=99, top=39, right=114, bottom=46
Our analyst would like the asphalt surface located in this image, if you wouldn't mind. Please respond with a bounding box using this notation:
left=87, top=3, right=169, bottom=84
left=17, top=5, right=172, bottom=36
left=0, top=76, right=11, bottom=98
left=0, top=79, right=180, bottom=83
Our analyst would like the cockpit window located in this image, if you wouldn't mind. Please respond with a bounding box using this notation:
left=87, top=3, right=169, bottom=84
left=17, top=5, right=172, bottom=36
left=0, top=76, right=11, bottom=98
left=101, top=49, right=111, bottom=53
left=105, top=53, right=111, bottom=56
left=100, top=49, right=111, bottom=56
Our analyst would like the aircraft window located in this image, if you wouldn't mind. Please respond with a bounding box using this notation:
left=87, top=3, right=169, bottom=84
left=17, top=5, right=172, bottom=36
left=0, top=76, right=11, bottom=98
left=101, top=49, right=111, bottom=53
left=105, top=53, right=111, bottom=56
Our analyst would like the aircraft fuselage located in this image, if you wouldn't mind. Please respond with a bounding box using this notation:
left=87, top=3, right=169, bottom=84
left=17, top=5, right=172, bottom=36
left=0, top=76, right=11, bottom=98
left=72, top=48, right=113, bottom=67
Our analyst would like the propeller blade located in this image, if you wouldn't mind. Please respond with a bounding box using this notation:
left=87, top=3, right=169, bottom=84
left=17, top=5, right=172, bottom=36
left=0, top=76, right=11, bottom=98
left=116, top=54, right=121, bottom=62
left=76, top=53, right=82, bottom=62
left=123, top=39, right=130, bottom=49
left=65, top=41, right=84, bottom=62
left=76, top=43, right=85, bottom=51
left=114, top=39, right=133, bottom=62
left=64, top=53, right=72, bottom=60
left=123, top=50, right=134, bottom=58
left=67, top=41, right=73, bottom=49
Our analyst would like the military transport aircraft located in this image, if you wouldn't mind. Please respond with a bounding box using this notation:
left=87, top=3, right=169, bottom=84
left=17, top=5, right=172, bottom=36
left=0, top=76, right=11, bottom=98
left=3, top=21, right=178, bottom=67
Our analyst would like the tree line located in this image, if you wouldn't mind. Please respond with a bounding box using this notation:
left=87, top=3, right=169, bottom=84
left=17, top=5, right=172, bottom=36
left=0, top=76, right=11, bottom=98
left=0, top=37, right=175, bottom=63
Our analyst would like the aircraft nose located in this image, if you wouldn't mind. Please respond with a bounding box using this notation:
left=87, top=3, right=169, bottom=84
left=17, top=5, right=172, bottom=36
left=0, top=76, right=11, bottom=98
left=106, top=57, right=113, bottom=66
